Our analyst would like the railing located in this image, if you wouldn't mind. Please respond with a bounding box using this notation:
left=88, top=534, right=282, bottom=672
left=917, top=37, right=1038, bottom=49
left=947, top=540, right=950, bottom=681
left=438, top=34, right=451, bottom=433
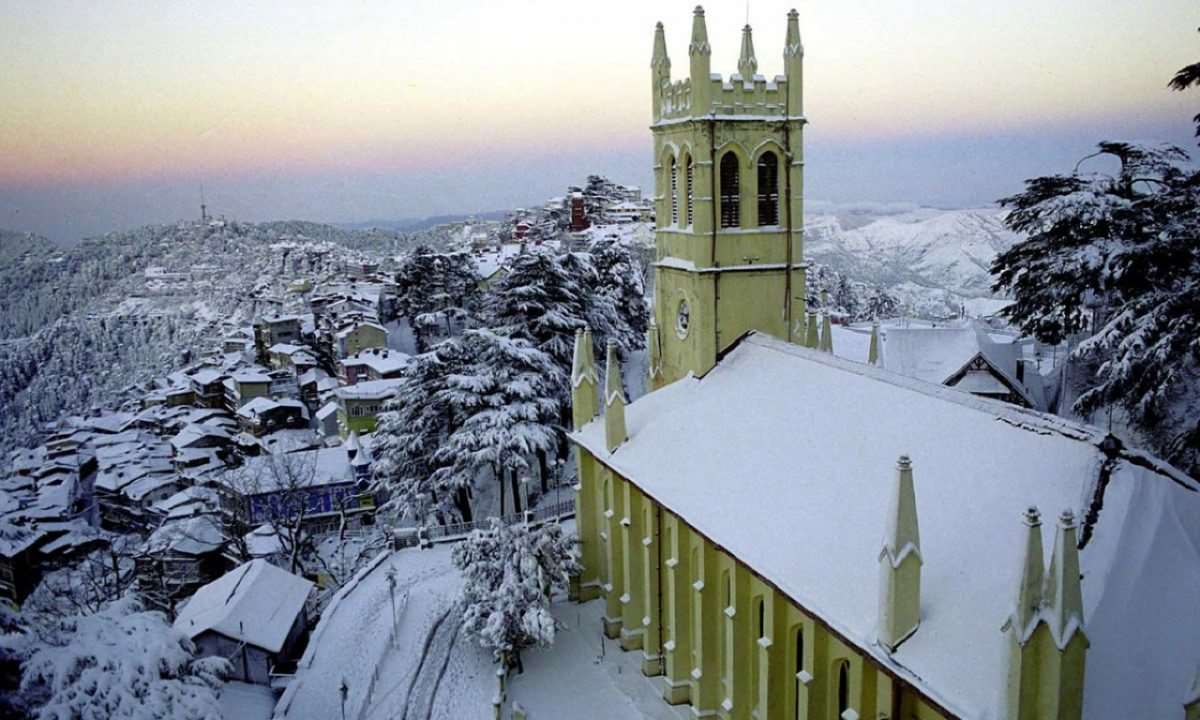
left=409, top=498, right=576, bottom=546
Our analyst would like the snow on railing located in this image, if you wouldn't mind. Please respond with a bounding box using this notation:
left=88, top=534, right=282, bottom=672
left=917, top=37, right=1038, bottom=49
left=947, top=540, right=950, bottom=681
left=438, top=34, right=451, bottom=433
left=410, top=499, right=576, bottom=546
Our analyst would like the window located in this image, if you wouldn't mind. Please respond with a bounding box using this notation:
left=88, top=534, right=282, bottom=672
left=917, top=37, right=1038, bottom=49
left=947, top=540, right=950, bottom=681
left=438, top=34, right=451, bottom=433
left=757, top=152, right=780, bottom=226
left=794, top=628, right=805, bottom=720
left=670, top=156, right=679, bottom=225
left=836, top=661, right=850, bottom=719
left=757, top=597, right=766, bottom=639
left=685, top=157, right=694, bottom=225
left=720, top=153, right=740, bottom=228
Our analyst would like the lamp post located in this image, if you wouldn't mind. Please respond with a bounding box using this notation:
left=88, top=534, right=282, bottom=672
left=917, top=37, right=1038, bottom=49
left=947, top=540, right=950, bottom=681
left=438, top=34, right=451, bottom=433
left=385, top=565, right=398, bottom=647
left=339, top=677, right=349, bottom=720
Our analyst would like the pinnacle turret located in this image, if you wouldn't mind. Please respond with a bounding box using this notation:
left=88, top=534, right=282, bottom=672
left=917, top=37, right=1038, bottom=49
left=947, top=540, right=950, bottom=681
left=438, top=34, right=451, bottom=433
left=737, top=24, right=758, bottom=80
left=1044, top=510, right=1085, bottom=648
left=878, top=455, right=922, bottom=650
left=651, top=21, right=670, bottom=71
left=1009, top=507, right=1045, bottom=640
left=689, top=6, right=711, bottom=56
left=571, top=328, right=599, bottom=431
left=603, top=340, right=628, bottom=452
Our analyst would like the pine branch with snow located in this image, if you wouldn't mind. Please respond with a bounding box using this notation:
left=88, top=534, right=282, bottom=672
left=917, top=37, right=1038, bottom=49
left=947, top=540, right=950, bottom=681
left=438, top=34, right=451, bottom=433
left=17, top=596, right=229, bottom=720
left=993, top=141, right=1200, bottom=476
left=451, top=518, right=580, bottom=671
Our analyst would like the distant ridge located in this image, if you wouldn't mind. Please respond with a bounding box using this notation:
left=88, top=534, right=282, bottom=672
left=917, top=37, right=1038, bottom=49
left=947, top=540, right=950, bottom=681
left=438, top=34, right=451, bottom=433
left=336, top=210, right=510, bottom=233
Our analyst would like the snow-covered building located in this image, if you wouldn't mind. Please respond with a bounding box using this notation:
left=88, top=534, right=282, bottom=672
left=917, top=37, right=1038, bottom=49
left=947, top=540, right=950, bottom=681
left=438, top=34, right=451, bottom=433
left=339, top=347, right=409, bottom=385
left=175, top=559, right=314, bottom=685
left=236, top=397, right=309, bottom=436
left=564, top=10, right=1200, bottom=720
left=334, top=320, right=387, bottom=358
left=335, top=378, right=404, bottom=437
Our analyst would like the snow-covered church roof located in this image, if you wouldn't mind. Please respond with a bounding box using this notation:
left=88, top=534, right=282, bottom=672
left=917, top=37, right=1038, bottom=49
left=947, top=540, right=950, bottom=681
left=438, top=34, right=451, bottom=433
left=572, top=333, right=1200, bottom=719
left=175, top=559, right=314, bottom=654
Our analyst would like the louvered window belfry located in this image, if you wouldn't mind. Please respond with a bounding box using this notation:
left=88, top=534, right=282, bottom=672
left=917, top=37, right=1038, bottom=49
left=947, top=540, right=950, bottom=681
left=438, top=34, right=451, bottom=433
left=720, top=154, right=740, bottom=228
left=757, top=153, right=779, bottom=226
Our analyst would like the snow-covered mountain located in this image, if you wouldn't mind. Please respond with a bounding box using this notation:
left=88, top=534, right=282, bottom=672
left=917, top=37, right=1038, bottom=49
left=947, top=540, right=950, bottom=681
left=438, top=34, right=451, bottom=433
left=804, top=207, right=1019, bottom=316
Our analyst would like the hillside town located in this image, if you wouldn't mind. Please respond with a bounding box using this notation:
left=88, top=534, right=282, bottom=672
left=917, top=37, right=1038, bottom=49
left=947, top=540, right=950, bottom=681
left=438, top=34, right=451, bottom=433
left=3, top=4, right=1199, bottom=720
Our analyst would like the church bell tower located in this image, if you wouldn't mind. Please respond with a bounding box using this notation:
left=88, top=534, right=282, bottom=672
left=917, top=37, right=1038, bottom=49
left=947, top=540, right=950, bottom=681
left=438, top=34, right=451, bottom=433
left=648, top=6, right=807, bottom=388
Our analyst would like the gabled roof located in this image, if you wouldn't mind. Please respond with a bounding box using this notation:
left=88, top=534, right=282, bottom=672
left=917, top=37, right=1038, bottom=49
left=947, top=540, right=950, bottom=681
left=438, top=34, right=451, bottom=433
left=571, top=333, right=1200, bottom=720
left=335, top=378, right=404, bottom=401
left=175, top=559, right=313, bottom=654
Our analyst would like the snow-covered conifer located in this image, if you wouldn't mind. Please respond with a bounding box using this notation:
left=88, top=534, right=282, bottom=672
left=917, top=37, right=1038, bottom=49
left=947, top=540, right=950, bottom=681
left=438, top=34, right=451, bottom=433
left=451, top=519, right=580, bottom=672
left=994, top=141, right=1200, bottom=475
left=17, top=596, right=229, bottom=720
left=373, top=337, right=476, bottom=524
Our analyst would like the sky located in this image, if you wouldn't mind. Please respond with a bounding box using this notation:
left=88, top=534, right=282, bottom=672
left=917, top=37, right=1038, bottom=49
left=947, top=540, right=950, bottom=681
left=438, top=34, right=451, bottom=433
left=0, top=0, right=1196, bottom=243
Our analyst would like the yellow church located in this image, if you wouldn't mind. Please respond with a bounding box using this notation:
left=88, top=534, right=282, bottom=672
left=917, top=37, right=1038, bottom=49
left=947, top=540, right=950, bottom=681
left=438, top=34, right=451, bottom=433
left=567, top=7, right=1200, bottom=720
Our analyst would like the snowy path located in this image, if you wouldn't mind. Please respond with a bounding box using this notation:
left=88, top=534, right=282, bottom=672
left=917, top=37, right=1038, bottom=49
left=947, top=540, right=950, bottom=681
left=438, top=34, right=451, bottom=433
left=506, top=599, right=690, bottom=720
left=274, top=545, right=460, bottom=720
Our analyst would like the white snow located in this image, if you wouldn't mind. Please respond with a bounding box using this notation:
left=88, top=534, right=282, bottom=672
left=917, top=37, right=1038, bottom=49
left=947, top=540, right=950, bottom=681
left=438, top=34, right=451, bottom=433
left=276, top=545, right=464, bottom=720
left=219, top=681, right=276, bottom=720
left=507, top=598, right=689, bottom=719
left=572, top=333, right=1200, bottom=719
left=175, top=559, right=313, bottom=654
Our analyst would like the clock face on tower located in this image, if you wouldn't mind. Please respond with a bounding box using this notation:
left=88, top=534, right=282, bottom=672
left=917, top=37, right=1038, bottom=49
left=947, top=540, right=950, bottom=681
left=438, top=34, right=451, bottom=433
left=675, top=298, right=690, bottom=339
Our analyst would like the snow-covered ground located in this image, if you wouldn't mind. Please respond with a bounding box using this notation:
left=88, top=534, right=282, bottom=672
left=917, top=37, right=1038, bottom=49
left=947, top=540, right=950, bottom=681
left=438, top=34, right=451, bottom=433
left=275, top=545, right=466, bottom=720
left=506, top=598, right=688, bottom=720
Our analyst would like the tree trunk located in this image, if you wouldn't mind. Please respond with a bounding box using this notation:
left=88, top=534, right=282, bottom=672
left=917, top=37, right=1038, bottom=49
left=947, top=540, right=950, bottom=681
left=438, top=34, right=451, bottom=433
left=510, top=467, right=523, bottom=515
left=454, top=486, right=474, bottom=523
left=497, top=464, right=506, bottom=517
left=537, top=450, right=550, bottom=494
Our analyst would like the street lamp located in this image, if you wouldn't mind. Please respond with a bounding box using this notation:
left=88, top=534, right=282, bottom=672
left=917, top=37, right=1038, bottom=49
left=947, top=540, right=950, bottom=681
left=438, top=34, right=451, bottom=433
left=385, top=565, right=398, bottom=646
left=339, top=677, right=349, bottom=720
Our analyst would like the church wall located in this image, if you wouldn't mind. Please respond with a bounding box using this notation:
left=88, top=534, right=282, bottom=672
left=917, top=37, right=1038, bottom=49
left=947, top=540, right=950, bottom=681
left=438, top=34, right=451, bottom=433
left=655, top=266, right=716, bottom=383
left=573, top=446, right=955, bottom=720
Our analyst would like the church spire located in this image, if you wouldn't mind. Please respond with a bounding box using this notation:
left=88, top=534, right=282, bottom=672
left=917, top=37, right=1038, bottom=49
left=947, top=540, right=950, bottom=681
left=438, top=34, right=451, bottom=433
left=737, top=24, right=758, bottom=80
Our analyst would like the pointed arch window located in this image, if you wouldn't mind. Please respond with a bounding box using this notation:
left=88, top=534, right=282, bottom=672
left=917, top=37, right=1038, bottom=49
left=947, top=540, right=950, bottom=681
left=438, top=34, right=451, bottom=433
left=836, top=661, right=850, bottom=719
left=757, top=152, right=779, bottom=226
left=794, top=627, right=805, bottom=720
left=670, top=156, right=679, bottom=226
left=685, top=156, right=694, bottom=226
left=719, top=153, right=740, bottom=228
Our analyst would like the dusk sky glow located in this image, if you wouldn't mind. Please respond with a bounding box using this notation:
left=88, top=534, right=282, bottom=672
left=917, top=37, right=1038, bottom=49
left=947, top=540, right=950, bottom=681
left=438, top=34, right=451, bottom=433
left=1, top=0, right=1196, bottom=242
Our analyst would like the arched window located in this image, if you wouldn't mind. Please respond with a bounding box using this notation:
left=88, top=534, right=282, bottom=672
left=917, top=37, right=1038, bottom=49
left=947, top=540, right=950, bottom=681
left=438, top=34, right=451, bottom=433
left=685, top=156, right=694, bottom=226
left=794, top=627, right=805, bottom=720
left=836, top=661, right=850, bottom=719
left=670, top=156, right=679, bottom=225
left=757, top=152, right=780, bottom=226
left=719, top=153, right=740, bottom=228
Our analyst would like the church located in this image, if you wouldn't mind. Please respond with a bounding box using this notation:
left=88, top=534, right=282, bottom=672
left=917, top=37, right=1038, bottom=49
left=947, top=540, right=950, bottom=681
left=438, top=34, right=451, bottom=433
left=567, top=8, right=1200, bottom=720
